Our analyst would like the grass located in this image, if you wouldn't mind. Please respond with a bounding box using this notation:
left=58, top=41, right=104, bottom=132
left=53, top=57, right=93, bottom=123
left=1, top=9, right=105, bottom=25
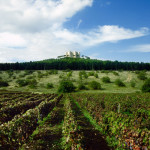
left=0, top=70, right=149, bottom=93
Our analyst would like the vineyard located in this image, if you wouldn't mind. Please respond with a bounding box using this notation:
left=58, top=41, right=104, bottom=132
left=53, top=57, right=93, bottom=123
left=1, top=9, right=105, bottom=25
left=0, top=92, right=150, bottom=150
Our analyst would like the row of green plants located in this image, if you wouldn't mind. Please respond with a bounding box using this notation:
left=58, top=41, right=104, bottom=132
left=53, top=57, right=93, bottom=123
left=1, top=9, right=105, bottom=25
left=61, top=98, right=83, bottom=150
left=21, top=95, right=64, bottom=150
left=72, top=93, right=150, bottom=150
left=0, top=99, right=42, bottom=125
left=0, top=94, right=57, bottom=125
left=0, top=94, right=61, bottom=149
left=0, top=93, right=56, bottom=108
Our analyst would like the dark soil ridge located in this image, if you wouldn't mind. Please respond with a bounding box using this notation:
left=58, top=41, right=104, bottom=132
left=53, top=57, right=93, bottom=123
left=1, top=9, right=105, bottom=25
left=70, top=97, right=112, bottom=150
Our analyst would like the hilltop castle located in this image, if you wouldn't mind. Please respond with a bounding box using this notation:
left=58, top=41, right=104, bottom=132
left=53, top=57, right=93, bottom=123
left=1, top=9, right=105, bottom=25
left=58, top=51, right=90, bottom=59
left=58, top=51, right=80, bottom=58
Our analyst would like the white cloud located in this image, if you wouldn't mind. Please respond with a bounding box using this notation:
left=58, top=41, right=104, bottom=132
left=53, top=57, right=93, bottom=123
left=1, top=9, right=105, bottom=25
left=0, top=0, right=93, bottom=33
left=77, top=19, right=83, bottom=29
left=0, top=32, right=26, bottom=47
left=128, top=44, right=150, bottom=52
left=54, top=26, right=148, bottom=47
left=0, top=0, right=149, bottom=62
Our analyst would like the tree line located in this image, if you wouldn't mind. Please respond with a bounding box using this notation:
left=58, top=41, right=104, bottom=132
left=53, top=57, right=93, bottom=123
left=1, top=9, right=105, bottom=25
left=0, top=58, right=150, bottom=70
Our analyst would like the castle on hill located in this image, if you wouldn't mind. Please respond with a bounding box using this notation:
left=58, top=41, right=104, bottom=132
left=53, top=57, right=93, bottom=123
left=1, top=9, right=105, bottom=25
left=58, top=51, right=90, bottom=59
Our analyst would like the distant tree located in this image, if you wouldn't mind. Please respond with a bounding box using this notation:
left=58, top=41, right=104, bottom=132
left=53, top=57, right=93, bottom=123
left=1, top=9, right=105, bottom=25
left=137, top=71, right=147, bottom=80
left=58, top=80, right=76, bottom=93
left=130, top=80, right=136, bottom=88
left=0, top=80, right=9, bottom=87
left=46, top=83, right=54, bottom=89
left=78, top=82, right=87, bottom=90
left=89, top=81, right=101, bottom=90
left=115, top=79, right=125, bottom=87
left=102, top=76, right=111, bottom=83
left=16, top=79, right=28, bottom=87
left=141, top=78, right=150, bottom=92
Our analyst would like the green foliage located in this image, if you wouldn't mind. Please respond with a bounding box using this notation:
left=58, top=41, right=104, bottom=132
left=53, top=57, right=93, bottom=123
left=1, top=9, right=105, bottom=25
left=58, top=80, right=76, bottom=93
left=16, top=79, right=28, bottom=87
left=16, top=79, right=37, bottom=88
left=130, top=80, right=136, bottom=88
left=112, top=71, right=119, bottom=76
left=115, top=79, right=125, bottom=87
left=141, top=78, right=150, bottom=92
left=26, top=75, right=35, bottom=79
left=6, top=70, right=14, bottom=77
left=94, top=73, right=99, bottom=78
left=67, top=71, right=73, bottom=78
left=46, top=83, right=54, bottom=89
left=48, top=70, right=58, bottom=75
left=0, top=80, right=9, bottom=87
left=0, top=58, right=150, bottom=70
left=101, top=70, right=109, bottom=74
left=24, top=70, right=34, bottom=75
left=137, top=71, right=147, bottom=80
left=28, top=79, right=37, bottom=89
left=78, top=82, right=87, bottom=90
left=79, top=71, right=88, bottom=80
left=89, top=81, right=101, bottom=90
left=63, top=69, right=72, bottom=72
left=37, top=73, right=44, bottom=78
left=73, top=93, right=150, bottom=150
left=88, top=71, right=95, bottom=76
left=102, top=76, right=111, bottom=83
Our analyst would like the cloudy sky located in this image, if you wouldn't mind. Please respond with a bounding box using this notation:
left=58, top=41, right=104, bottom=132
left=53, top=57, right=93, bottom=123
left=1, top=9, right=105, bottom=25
left=0, top=0, right=150, bottom=63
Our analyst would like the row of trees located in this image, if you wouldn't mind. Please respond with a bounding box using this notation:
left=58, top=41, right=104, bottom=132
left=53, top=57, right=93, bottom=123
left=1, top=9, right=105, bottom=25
left=0, top=58, right=150, bottom=70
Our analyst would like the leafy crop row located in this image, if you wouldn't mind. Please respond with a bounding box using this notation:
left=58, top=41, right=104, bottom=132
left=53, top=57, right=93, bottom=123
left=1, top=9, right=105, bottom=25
left=0, top=94, right=62, bottom=149
left=72, top=93, right=150, bottom=150
left=61, top=98, right=83, bottom=150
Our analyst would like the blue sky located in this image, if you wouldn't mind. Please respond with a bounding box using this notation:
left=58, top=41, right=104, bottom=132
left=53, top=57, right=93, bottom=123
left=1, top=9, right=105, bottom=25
left=64, top=0, right=150, bottom=62
left=0, top=0, right=150, bottom=62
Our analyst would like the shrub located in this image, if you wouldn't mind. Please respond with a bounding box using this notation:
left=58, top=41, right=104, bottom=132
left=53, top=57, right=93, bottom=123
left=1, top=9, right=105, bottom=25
left=101, top=70, right=109, bottom=74
left=130, top=80, right=136, bottom=88
left=16, top=79, right=28, bottom=87
left=26, top=75, right=35, bottom=79
left=16, top=79, right=37, bottom=87
left=113, top=71, right=119, bottom=76
left=79, top=71, right=88, bottom=79
left=0, top=80, right=9, bottom=87
left=102, top=76, right=111, bottom=83
left=94, top=73, right=99, bottom=78
left=58, top=80, right=76, bottom=93
left=88, top=71, right=95, bottom=76
left=19, top=74, right=26, bottom=78
left=141, top=79, right=150, bottom=92
left=48, top=70, right=58, bottom=75
left=78, top=82, right=87, bottom=90
left=63, top=69, right=71, bottom=72
left=137, top=71, right=147, bottom=80
left=67, top=71, right=73, bottom=78
left=89, top=81, right=101, bottom=90
left=115, top=79, right=125, bottom=87
left=24, top=70, right=34, bottom=75
left=38, top=73, right=44, bottom=78
left=28, top=79, right=37, bottom=88
left=46, top=83, right=54, bottom=89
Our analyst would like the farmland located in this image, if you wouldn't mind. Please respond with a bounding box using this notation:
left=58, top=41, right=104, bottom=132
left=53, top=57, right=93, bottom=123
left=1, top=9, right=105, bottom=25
left=0, top=70, right=150, bottom=149
left=0, top=92, right=149, bottom=150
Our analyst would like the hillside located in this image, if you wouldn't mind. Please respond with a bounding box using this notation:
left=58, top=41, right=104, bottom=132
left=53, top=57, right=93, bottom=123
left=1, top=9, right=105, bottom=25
left=0, top=58, right=150, bottom=70
left=0, top=70, right=149, bottom=93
